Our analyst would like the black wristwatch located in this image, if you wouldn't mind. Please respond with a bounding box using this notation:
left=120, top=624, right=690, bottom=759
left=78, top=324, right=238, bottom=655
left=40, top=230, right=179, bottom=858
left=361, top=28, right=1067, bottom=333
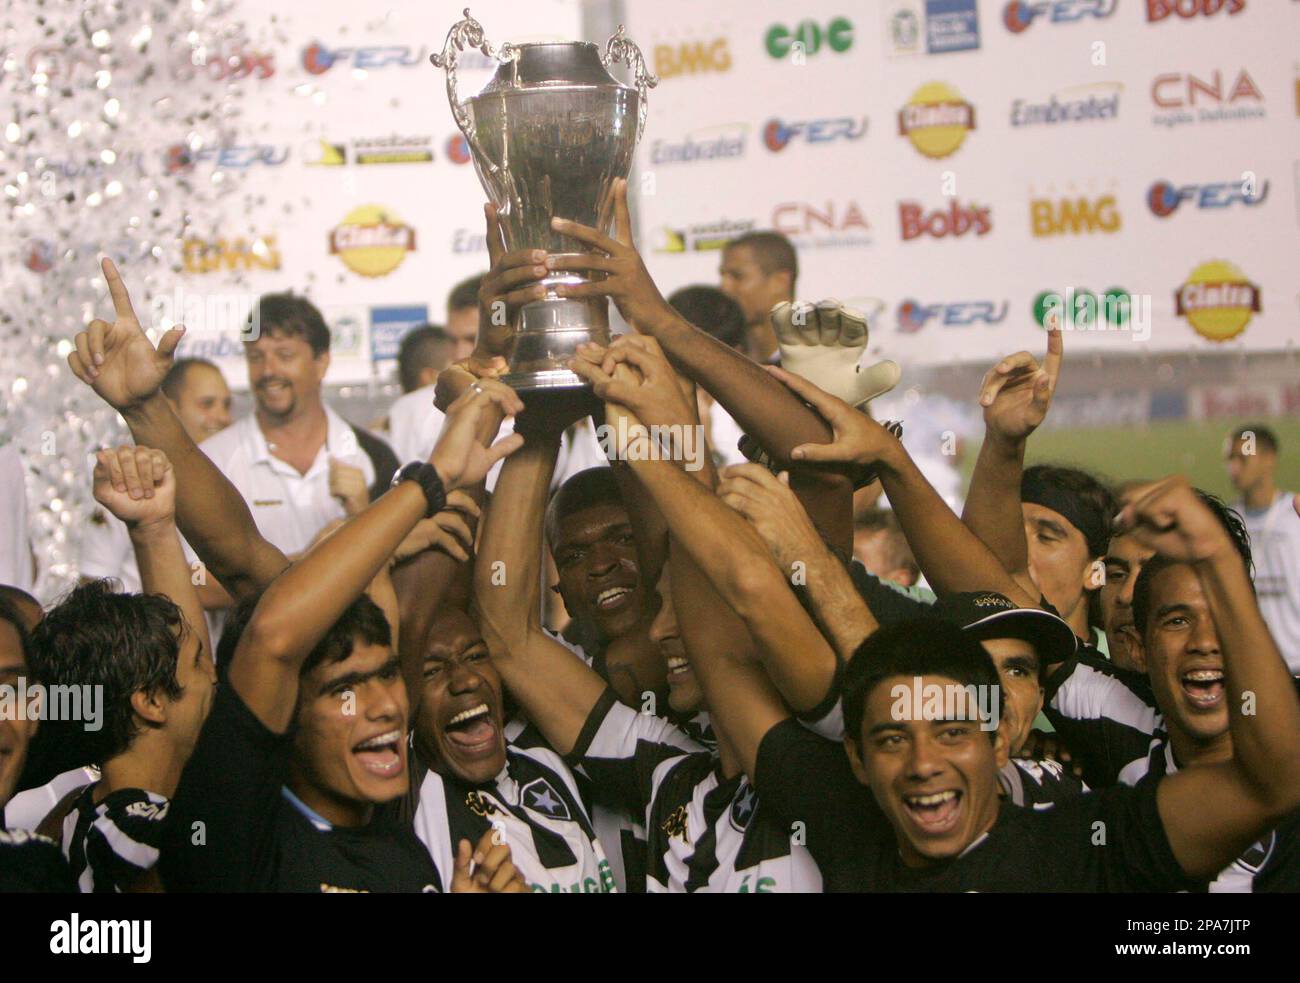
left=391, top=462, right=447, bottom=518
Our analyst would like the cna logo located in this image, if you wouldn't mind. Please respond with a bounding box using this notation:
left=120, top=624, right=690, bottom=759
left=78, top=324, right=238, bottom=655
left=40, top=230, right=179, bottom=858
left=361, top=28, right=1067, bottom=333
left=446, top=134, right=471, bottom=165
left=166, top=144, right=289, bottom=173
left=1011, top=82, right=1122, bottom=126
left=301, top=42, right=427, bottom=75
left=1148, top=177, right=1268, bottom=216
left=1151, top=69, right=1265, bottom=126
left=1030, top=194, right=1121, bottom=236
left=899, top=200, right=991, bottom=240
left=766, top=18, right=855, bottom=59
left=897, top=298, right=1008, bottom=332
left=1175, top=260, right=1260, bottom=342
left=773, top=200, right=872, bottom=247
left=885, top=1, right=981, bottom=57
left=1147, top=0, right=1245, bottom=21
left=650, top=124, right=747, bottom=165
left=182, top=235, right=281, bottom=274
left=763, top=117, right=866, bottom=151
left=1004, top=1, right=1117, bottom=32
left=899, top=82, right=975, bottom=158
left=655, top=218, right=757, bottom=253
left=653, top=38, right=731, bottom=79
left=328, top=205, right=417, bottom=278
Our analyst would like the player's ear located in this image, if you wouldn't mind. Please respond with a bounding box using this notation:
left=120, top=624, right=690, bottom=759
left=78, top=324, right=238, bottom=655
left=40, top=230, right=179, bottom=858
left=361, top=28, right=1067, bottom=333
left=131, top=687, right=167, bottom=726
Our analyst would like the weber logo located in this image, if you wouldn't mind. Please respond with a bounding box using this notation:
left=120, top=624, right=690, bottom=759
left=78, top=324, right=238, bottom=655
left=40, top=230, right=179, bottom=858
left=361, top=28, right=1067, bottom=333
left=50, top=914, right=151, bottom=964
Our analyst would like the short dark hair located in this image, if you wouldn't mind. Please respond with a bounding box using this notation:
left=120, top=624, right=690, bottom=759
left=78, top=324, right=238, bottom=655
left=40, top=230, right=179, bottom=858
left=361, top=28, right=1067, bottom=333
left=669, top=286, right=747, bottom=351
left=1230, top=424, right=1278, bottom=455
left=0, top=595, right=33, bottom=670
left=544, top=467, right=625, bottom=550
left=447, top=275, right=484, bottom=313
left=725, top=231, right=798, bottom=286
left=30, top=580, right=186, bottom=765
left=0, top=584, right=42, bottom=633
left=248, top=293, right=331, bottom=356
left=216, top=591, right=392, bottom=680
left=1131, top=490, right=1254, bottom=636
left=161, top=358, right=220, bottom=401
left=396, top=324, right=452, bottom=393
left=842, top=618, right=1002, bottom=745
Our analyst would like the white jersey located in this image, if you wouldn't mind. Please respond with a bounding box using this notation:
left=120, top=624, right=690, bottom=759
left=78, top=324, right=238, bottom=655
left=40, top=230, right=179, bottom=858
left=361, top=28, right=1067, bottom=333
left=1238, top=491, right=1300, bottom=673
left=413, top=723, right=616, bottom=893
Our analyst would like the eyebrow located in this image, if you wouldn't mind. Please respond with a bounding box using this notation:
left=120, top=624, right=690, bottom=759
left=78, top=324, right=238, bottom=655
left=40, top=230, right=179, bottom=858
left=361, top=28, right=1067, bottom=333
left=1154, top=603, right=1192, bottom=621
left=321, top=655, right=401, bottom=693
left=1104, top=556, right=1130, bottom=571
left=560, top=521, right=633, bottom=552
left=1034, top=518, right=1070, bottom=538
left=1002, top=654, right=1039, bottom=674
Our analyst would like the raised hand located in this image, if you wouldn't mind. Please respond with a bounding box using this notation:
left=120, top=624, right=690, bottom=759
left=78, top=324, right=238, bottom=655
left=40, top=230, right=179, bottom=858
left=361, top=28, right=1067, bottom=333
left=763, top=364, right=902, bottom=470
left=450, top=827, right=528, bottom=893
left=1113, top=475, right=1236, bottom=566
left=546, top=178, right=675, bottom=333
left=569, top=334, right=694, bottom=429
left=978, top=326, right=1063, bottom=445
left=328, top=458, right=369, bottom=516
left=67, top=258, right=185, bottom=412
left=771, top=299, right=900, bottom=410
left=429, top=378, right=525, bottom=491
left=391, top=491, right=481, bottom=565
left=92, top=445, right=176, bottom=529
left=717, top=464, right=823, bottom=572
left=467, top=204, right=549, bottom=374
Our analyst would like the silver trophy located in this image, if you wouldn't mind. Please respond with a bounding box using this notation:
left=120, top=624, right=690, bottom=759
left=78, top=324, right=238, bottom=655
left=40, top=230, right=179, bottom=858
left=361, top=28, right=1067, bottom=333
left=432, top=9, right=656, bottom=393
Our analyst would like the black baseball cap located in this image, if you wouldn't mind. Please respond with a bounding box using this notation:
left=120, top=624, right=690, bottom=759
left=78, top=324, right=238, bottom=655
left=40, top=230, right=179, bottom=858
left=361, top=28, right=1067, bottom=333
left=931, top=592, right=1078, bottom=672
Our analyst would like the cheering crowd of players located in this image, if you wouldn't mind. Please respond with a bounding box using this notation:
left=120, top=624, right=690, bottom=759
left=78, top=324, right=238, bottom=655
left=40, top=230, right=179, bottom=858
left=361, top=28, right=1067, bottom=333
left=2, top=179, right=1299, bottom=893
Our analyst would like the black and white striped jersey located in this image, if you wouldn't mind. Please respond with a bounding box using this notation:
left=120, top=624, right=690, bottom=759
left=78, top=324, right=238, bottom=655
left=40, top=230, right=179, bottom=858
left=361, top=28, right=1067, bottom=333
left=61, top=784, right=167, bottom=893
left=1128, top=739, right=1300, bottom=892
left=567, top=688, right=823, bottom=892
left=999, top=758, right=1088, bottom=808
left=412, top=722, right=616, bottom=893
left=1042, top=644, right=1162, bottom=788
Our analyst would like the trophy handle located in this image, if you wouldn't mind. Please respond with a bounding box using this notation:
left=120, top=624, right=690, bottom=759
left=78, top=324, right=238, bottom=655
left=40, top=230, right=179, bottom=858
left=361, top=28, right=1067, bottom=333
left=601, top=25, right=658, bottom=144
left=430, top=8, right=515, bottom=178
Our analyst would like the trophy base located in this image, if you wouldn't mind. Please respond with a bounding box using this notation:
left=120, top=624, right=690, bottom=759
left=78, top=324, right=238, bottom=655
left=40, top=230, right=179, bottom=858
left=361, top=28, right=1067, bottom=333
left=503, top=295, right=611, bottom=391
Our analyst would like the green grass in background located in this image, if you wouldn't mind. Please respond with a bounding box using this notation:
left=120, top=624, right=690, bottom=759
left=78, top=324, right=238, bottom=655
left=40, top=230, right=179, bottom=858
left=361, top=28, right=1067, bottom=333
left=958, top=418, right=1300, bottom=501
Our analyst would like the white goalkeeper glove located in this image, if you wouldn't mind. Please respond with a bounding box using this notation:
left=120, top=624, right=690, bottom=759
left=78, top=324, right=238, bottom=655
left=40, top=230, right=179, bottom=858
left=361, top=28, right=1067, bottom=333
left=770, top=299, right=901, bottom=410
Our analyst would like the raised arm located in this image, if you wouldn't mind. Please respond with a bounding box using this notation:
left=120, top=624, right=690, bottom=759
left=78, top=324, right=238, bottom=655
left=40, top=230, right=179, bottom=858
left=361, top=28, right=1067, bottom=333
left=767, top=365, right=1038, bottom=607
left=1120, top=478, right=1300, bottom=880
left=547, top=179, right=857, bottom=553
left=961, top=327, right=1063, bottom=598
left=92, top=445, right=211, bottom=664
left=67, top=259, right=288, bottom=597
left=234, top=386, right=523, bottom=732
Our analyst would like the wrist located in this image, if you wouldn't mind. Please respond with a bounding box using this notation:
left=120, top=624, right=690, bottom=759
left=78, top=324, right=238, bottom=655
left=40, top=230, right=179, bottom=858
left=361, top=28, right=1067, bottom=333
left=127, top=515, right=178, bottom=541
left=121, top=392, right=171, bottom=430
left=985, top=429, right=1027, bottom=459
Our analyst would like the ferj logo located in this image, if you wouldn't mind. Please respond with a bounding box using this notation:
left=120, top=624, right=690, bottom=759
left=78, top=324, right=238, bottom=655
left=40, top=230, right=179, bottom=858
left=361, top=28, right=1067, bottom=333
left=328, top=205, right=416, bottom=278
left=1175, top=260, right=1260, bottom=342
left=899, top=82, right=975, bottom=158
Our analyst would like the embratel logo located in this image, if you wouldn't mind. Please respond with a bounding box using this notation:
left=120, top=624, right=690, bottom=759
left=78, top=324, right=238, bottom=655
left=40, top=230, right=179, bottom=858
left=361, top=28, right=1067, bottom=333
left=446, top=134, right=471, bottom=165
left=1148, top=177, right=1268, bottom=216
left=328, top=206, right=416, bottom=277
left=655, top=218, right=757, bottom=253
left=301, top=42, right=427, bottom=75
left=167, top=144, right=289, bottom=173
left=764, top=117, right=866, bottom=151
left=765, top=18, right=854, bottom=59
left=182, top=235, right=281, bottom=274
left=897, top=298, right=1008, bottom=332
left=899, top=82, right=975, bottom=158
left=1004, top=1, right=1117, bottom=33
left=1151, top=69, right=1265, bottom=126
left=1175, top=260, right=1261, bottom=341
left=1011, top=82, right=1122, bottom=127
left=885, top=1, right=981, bottom=56
left=1030, top=195, right=1121, bottom=236
left=1147, top=0, right=1245, bottom=21
left=653, top=38, right=731, bottom=79
left=650, top=124, right=747, bottom=165
left=899, top=200, right=991, bottom=240
left=773, top=200, right=872, bottom=248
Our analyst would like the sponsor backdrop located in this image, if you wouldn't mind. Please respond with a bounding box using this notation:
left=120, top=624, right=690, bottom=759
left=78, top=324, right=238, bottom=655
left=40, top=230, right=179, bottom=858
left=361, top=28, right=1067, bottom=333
left=624, top=0, right=1298, bottom=368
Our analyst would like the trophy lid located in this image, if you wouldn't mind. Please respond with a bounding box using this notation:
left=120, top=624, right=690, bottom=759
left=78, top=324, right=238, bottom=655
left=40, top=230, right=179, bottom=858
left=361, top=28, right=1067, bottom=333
left=479, top=41, right=630, bottom=94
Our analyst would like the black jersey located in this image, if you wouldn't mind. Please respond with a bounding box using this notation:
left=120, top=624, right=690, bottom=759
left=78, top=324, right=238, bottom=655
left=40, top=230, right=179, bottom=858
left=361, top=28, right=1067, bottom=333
left=160, top=684, right=440, bottom=893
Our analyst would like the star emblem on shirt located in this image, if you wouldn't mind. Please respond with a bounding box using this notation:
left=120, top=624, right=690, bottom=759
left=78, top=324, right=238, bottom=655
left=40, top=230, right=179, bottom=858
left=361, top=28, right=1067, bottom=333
left=731, top=783, right=757, bottom=830
left=520, top=778, right=571, bottom=821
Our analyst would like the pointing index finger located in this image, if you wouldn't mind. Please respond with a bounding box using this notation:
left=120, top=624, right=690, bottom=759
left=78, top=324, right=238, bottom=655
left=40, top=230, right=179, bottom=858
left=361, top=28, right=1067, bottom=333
left=102, top=257, right=138, bottom=323
left=1043, top=325, right=1064, bottom=390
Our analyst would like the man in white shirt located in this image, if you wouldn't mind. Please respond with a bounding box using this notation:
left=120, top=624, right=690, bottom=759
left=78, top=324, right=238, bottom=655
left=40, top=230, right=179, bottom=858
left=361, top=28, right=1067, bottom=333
left=80, top=357, right=233, bottom=593
left=198, top=293, right=398, bottom=559
left=1226, top=424, right=1300, bottom=673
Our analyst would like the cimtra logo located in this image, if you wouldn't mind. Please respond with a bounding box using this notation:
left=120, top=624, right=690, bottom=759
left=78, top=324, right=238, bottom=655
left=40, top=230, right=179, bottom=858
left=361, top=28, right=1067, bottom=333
left=1175, top=260, right=1260, bottom=342
left=899, top=82, right=975, bottom=158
